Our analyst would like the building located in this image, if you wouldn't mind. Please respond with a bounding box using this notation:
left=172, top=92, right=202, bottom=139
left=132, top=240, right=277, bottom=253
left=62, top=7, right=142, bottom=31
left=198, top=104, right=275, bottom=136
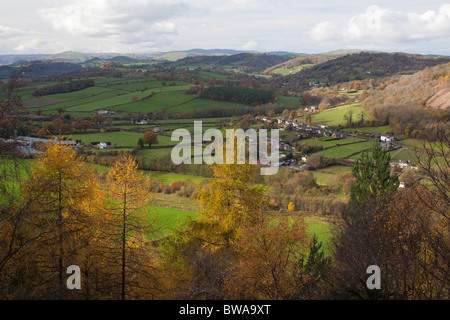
left=153, top=126, right=163, bottom=134
left=332, top=132, right=345, bottom=139
left=137, top=119, right=149, bottom=125
left=380, top=135, right=394, bottom=143
left=96, top=142, right=110, bottom=150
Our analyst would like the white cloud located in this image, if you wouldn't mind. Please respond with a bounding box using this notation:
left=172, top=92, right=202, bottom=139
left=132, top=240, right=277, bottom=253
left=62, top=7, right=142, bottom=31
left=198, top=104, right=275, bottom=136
left=0, top=25, right=28, bottom=39
left=14, top=39, right=73, bottom=54
left=310, top=4, right=450, bottom=43
left=242, top=40, right=259, bottom=51
left=38, top=0, right=190, bottom=39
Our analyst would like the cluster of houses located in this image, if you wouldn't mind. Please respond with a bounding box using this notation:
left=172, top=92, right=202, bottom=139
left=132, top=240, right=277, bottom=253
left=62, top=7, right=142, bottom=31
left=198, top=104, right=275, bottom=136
left=14, top=136, right=81, bottom=155
left=390, top=160, right=418, bottom=170
left=256, top=115, right=343, bottom=140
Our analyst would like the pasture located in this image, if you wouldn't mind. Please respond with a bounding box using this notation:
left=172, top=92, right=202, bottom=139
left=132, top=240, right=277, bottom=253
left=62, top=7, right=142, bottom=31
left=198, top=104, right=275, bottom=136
left=311, top=103, right=371, bottom=127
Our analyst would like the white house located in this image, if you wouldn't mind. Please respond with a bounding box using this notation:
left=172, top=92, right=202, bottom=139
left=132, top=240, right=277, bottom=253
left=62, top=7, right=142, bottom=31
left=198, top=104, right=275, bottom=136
left=380, top=135, right=394, bottom=143
left=137, top=119, right=149, bottom=125
left=97, top=142, right=109, bottom=150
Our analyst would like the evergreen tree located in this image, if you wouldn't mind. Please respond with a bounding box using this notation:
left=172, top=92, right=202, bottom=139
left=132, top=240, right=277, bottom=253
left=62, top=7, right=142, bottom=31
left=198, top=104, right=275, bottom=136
left=349, top=142, right=399, bottom=215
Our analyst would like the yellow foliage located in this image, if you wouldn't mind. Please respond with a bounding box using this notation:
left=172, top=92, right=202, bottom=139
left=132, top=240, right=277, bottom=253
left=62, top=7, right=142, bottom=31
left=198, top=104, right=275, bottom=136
left=288, top=202, right=296, bottom=211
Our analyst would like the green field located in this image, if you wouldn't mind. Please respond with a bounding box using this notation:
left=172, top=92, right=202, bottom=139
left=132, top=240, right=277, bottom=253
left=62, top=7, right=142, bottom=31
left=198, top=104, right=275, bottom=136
left=116, top=91, right=195, bottom=113
left=300, top=137, right=365, bottom=149
left=342, top=125, right=393, bottom=134
left=304, top=217, right=334, bottom=256
left=312, top=171, right=330, bottom=186
left=147, top=206, right=199, bottom=240
left=272, top=64, right=314, bottom=76
left=320, top=165, right=352, bottom=175
left=168, top=98, right=246, bottom=114
left=311, top=103, right=371, bottom=127
left=148, top=171, right=205, bottom=184
left=32, top=89, right=125, bottom=113
left=146, top=204, right=334, bottom=255
left=69, top=131, right=144, bottom=146
left=276, top=95, right=300, bottom=107
left=323, top=141, right=374, bottom=159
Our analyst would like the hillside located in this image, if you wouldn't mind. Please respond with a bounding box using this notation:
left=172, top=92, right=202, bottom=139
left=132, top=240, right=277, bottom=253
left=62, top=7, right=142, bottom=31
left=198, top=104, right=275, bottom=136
left=272, top=52, right=450, bottom=90
left=169, top=52, right=293, bottom=73
left=364, top=62, right=450, bottom=110
left=263, top=50, right=371, bottom=75
left=362, top=62, right=450, bottom=138
left=0, top=60, right=82, bottom=79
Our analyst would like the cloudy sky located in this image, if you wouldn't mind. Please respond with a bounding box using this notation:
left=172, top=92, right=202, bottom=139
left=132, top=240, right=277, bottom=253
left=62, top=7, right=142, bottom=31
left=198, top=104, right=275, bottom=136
left=1, top=0, right=450, bottom=55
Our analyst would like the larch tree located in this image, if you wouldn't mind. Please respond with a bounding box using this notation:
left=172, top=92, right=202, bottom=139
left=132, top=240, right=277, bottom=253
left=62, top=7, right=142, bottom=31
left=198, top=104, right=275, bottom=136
left=161, top=145, right=267, bottom=299
left=105, top=153, right=157, bottom=300
left=22, top=142, right=101, bottom=298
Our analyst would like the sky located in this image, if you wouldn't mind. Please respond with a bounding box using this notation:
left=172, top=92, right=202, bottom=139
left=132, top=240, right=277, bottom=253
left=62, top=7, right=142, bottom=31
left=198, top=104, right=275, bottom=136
left=1, top=0, right=450, bottom=55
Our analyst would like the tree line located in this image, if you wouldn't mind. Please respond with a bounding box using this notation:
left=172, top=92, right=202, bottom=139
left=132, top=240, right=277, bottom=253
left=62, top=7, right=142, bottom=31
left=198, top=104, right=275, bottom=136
left=200, top=86, right=276, bottom=106
left=32, top=79, right=95, bottom=97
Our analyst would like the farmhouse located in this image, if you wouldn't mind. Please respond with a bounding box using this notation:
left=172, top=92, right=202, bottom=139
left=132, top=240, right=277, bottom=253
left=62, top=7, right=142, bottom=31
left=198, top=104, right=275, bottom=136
left=153, top=126, right=164, bottom=134
left=17, top=136, right=80, bottom=149
left=380, top=135, right=395, bottom=143
left=137, top=119, right=149, bottom=125
left=96, top=142, right=111, bottom=150
left=332, top=132, right=346, bottom=139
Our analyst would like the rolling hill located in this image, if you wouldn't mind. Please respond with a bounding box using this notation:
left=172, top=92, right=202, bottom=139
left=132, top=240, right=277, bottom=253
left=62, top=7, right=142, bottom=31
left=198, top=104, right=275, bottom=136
left=168, top=52, right=293, bottom=73
left=272, top=52, right=450, bottom=90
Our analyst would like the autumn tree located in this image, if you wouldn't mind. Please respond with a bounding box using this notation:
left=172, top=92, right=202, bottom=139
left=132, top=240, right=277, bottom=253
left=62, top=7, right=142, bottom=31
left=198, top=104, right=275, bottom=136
left=0, top=75, right=23, bottom=140
left=104, top=153, right=157, bottom=300
left=330, top=188, right=449, bottom=299
left=75, top=119, right=91, bottom=132
left=19, top=142, right=101, bottom=299
left=142, top=131, right=159, bottom=148
left=91, top=114, right=105, bottom=125
left=161, top=157, right=267, bottom=299
left=224, top=214, right=310, bottom=299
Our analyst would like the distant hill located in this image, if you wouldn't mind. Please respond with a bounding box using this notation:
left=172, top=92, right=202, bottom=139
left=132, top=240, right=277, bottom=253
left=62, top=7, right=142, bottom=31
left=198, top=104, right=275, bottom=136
left=0, top=49, right=254, bottom=65
left=272, top=52, right=450, bottom=90
left=169, top=52, right=293, bottom=73
left=0, top=60, right=82, bottom=79
left=262, top=49, right=375, bottom=75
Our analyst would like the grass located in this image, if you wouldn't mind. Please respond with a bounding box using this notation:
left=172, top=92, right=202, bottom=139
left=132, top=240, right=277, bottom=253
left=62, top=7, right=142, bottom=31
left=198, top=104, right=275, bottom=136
left=342, top=125, right=393, bottom=134
left=320, top=165, right=352, bottom=175
left=69, top=90, right=155, bottom=112
left=45, top=86, right=117, bottom=100
left=147, top=206, right=199, bottom=240
left=304, top=216, right=334, bottom=256
left=272, top=64, right=314, bottom=76
left=389, top=149, right=422, bottom=165
left=322, top=141, right=374, bottom=159
left=153, top=193, right=200, bottom=211
left=68, top=131, right=144, bottom=147
left=168, top=98, right=246, bottom=114
left=34, top=90, right=125, bottom=113
left=300, top=137, right=365, bottom=149
left=276, top=95, right=300, bottom=107
left=311, top=103, right=371, bottom=127
left=117, top=91, right=196, bottom=114
left=145, top=204, right=335, bottom=256
left=147, top=171, right=205, bottom=184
